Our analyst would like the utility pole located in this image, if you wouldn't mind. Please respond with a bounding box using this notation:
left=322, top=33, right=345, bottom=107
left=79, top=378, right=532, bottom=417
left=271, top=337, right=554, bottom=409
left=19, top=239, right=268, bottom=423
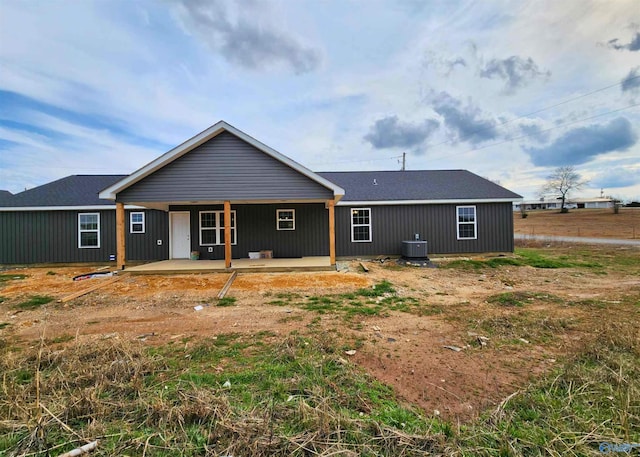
left=401, top=152, right=406, bottom=171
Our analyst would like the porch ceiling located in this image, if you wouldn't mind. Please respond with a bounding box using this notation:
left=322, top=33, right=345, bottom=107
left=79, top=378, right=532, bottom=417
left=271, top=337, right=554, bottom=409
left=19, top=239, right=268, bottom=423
left=127, top=199, right=334, bottom=211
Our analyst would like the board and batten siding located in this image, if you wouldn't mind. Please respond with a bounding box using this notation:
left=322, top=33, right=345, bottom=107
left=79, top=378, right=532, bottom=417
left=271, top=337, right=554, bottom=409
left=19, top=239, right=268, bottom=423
left=125, top=210, right=169, bottom=261
left=334, top=203, right=514, bottom=257
left=118, top=132, right=334, bottom=202
left=170, top=203, right=329, bottom=260
left=0, top=210, right=168, bottom=264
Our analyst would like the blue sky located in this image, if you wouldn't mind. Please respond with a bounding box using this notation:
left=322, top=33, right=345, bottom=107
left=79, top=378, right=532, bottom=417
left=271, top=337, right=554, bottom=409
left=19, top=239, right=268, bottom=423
left=1, top=0, right=639, bottom=201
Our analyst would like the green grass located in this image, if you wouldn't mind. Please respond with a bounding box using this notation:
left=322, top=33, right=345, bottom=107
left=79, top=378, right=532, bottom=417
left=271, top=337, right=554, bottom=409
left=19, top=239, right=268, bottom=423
left=268, top=280, right=435, bottom=318
left=452, top=320, right=639, bottom=456
left=1, top=245, right=637, bottom=455
left=486, top=291, right=562, bottom=307
left=1, top=310, right=638, bottom=456
left=516, top=249, right=602, bottom=269
left=1, top=333, right=433, bottom=456
left=2, top=322, right=637, bottom=456
left=442, top=248, right=604, bottom=270
left=49, top=334, right=74, bottom=344
left=0, top=296, right=6, bottom=304
left=0, top=273, right=27, bottom=283
left=0, top=322, right=10, bottom=330
left=442, top=257, right=522, bottom=270
left=464, top=311, right=577, bottom=344
left=216, top=296, right=237, bottom=307
left=15, top=295, right=54, bottom=310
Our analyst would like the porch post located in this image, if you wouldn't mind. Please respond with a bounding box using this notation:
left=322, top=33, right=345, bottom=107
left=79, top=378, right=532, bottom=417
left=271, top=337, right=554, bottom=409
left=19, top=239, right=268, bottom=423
left=328, top=199, right=336, bottom=266
left=116, top=202, right=126, bottom=269
left=224, top=200, right=232, bottom=268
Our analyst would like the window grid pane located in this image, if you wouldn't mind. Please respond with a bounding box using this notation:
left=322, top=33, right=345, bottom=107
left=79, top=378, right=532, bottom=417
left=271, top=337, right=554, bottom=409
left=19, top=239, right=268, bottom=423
left=352, top=210, right=369, bottom=225
left=201, top=230, right=216, bottom=245
left=456, top=206, right=476, bottom=239
left=201, top=213, right=216, bottom=228
left=458, top=207, right=475, bottom=223
left=81, top=232, right=98, bottom=247
left=131, top=212, right=144, bottom=233
left=458, top=225, right=475, bottom=238
left=277, top=210, right=295, bottom=230
left=351, top=208, right=371, bottom=242
left=80, top=214, right=98, bottom=231
left=353, top=226, right=370, bottom=241
left=79, top=213, right=100, bottom=248
left=200, top=211, right=236, bottom=245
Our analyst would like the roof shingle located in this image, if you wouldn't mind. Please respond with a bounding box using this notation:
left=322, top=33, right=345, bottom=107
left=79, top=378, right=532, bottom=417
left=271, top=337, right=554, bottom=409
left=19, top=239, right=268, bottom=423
left=0, top=190, right=13, bottom=205
left=1, top=175, right=127, bottom=207
left=318, top=170, right=522, bottom=202
left=1, top=170, right=521, bottom=208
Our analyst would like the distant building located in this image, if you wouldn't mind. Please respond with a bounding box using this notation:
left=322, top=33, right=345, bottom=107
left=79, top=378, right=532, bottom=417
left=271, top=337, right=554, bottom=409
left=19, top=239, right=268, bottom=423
left=570, top=198, right=615, bottom=209
left=514, top=197, right=613, bottom=211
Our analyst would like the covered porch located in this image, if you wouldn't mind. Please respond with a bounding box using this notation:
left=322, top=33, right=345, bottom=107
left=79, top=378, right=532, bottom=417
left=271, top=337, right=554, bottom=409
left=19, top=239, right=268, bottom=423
left=115, top=199, right=337, bottom=270
left=98, top=121, right=345, bottom=271
left=125, top=256, right=333, bottom=274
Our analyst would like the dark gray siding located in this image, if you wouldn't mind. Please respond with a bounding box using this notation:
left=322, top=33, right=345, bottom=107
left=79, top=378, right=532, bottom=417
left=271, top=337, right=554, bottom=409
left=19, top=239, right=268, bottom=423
left=0, top=210, right=168, bottom=264
left=118, top=132, right=333, bottom=202
left=334, top=203, right=514, bottom=257
left=170, top=203, right=329, bottom=260
left=125, top=210, right=169, bottom=261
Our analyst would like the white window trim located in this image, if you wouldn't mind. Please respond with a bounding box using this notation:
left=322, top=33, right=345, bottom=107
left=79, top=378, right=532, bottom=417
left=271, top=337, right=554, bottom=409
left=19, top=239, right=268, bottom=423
left=276, top=209, right=296, bottom=231
left=199, top=210, right=237, bottom=246
left=456, top=205, right=477, bottom=240
left=351, top=207, right=372, bottom=243
left=130, top=211, right=145, bottom=234
left=78, top=213, right=100, bottom=249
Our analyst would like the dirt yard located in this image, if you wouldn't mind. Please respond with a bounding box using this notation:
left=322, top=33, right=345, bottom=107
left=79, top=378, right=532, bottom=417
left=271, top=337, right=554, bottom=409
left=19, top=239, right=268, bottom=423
left=2, top=243, right=639, bottom=423
left=514, top=207, right=640, bottom=239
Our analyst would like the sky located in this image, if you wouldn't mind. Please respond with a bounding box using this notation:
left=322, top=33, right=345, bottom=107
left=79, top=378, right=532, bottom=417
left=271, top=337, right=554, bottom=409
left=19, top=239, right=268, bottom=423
left=1, top=0, right=639, bottom=201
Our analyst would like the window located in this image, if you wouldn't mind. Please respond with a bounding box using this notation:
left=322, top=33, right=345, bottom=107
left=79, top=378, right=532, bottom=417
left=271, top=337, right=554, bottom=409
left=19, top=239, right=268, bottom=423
left=130, top=212, right=145, bottom=233
left=78, top=213, right=100, bottom=248
left=276, top=209, right=295, bottom=230
left=199, top=210, right=236, bottom=245
left=351, top=208, right=371, bottom=242
left=457, top=206, right=477, bottom=240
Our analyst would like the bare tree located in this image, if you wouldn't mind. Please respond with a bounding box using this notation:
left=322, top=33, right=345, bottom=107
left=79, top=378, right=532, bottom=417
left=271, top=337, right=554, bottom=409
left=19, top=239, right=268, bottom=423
left=540, top=166, right=588, bottom=213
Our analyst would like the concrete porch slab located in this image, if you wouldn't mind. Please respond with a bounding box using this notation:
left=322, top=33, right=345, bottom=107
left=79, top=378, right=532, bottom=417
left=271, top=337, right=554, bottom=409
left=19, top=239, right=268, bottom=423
left=125, top=256, right=334, bottom=274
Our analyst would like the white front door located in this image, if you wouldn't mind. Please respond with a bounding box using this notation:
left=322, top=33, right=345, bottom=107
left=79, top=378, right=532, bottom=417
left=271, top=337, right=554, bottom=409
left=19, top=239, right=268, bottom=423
left=170, top=212, right=191, bottom=259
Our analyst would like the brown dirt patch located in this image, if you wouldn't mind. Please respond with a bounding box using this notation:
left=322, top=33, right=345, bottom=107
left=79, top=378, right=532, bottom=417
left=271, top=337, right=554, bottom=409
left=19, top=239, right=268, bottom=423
left=2, top=248, right=639, bottom=422
left=232, top=271, right=370, bottom=292
left=514, top=207, right=640, bottom=239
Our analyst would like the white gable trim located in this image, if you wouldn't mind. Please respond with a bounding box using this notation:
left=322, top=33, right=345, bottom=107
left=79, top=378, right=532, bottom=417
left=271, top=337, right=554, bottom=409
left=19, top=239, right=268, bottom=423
left=337, top=198, right=521, bottom=206
left=99, top=121, right=345, bottom=201
left=0, top=205, right=144, bottom=212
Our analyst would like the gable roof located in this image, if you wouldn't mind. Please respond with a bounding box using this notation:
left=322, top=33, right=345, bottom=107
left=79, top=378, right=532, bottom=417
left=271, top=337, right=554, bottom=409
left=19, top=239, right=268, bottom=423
left=2, top=169, right=522, bottom=210
left=317, top=170, right=522, bottom=205
left=0, top=175, right=127, bottom=210
left=100, top=120, right=344, bottom=201
left=0, top=190, right=13, bottom=205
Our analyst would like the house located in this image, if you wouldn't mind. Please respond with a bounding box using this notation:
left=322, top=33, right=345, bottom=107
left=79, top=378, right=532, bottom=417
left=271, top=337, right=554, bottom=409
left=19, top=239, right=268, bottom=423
left=0, top=121, right=522, bottom=267
left=570, top=198, right=614, bottom=209
left=514, top=197, right=614, bottom=212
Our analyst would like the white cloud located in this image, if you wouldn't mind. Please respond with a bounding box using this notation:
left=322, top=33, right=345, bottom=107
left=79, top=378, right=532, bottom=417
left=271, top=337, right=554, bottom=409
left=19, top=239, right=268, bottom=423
left=0, top=0, right=639, bottom=201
